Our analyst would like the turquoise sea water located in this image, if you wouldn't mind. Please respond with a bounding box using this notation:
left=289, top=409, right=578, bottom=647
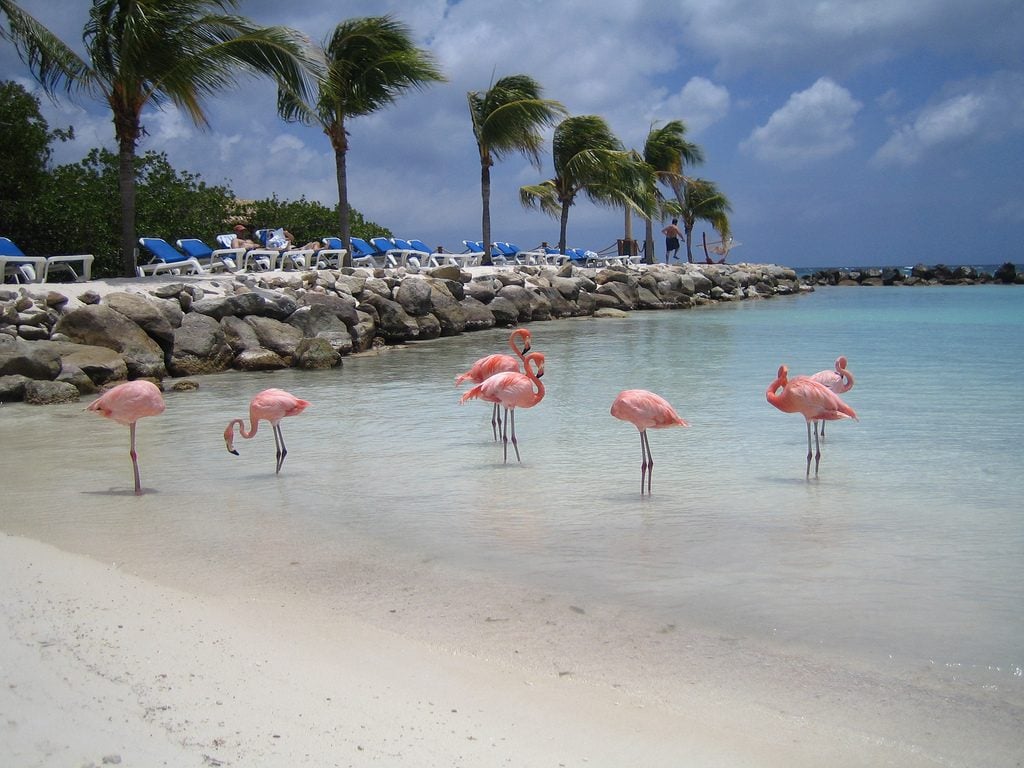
left=2, top=283, right=1023, bottom=763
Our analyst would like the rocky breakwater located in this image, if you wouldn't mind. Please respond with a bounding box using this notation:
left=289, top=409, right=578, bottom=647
left=802, top=261, right=1022, bottom=287
left=0, top=261, right=804, bottom=405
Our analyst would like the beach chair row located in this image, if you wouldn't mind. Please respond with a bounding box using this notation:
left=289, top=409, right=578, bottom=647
left=1, top=236, right=95, bottom=284
left=136, top=235, right=351, bottom=277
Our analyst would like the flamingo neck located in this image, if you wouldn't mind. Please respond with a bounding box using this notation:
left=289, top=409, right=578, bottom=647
left=230, top=416, right=260, bottom=440
left=509, top=330, right=530, bottom=361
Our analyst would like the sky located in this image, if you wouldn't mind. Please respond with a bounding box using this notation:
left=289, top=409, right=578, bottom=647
left=2, top=0, right=1022, bottom=268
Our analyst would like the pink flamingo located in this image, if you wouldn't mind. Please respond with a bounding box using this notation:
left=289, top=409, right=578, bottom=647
left=810, top=356, right=855, bottom=437
left=455, top=328, right=532, bottom=440
left=460, top=351, right=545, bottom=463
left=766, top=365, right=858, bottom=478
left=224, top=388, right=310, bottom=474
left=87, top=379, right=166, bottom=495
left=611, top=389, right=689, bottom=495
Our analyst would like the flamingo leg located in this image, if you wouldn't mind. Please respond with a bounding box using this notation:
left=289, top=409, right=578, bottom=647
left=491, top=402, right=501, bottom=441
left=813, top=421, right=822, bottom=476
left=274, top=423, right=288, bottom=474
left=509, top=408, right=521, bottom=463
left=500, top=407, right=510, bottom=463
left=805, top=421, right=813, bottom=478
left=129, top=421, right=142, bottom=495
left=641, top=429, right=654, bottom=495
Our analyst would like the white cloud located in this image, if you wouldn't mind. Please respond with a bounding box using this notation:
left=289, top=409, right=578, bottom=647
left=653, top=77, right=731, bottom=135
left=873, top=71, right=1024, bottom=167
left=740, top=78, right=862, bottom=165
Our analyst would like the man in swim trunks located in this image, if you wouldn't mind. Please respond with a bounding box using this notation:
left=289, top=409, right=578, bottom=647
left=661, top=219, right=684, bottom=263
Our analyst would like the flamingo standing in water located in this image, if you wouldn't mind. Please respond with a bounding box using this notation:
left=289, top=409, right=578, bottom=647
left=810, top=356, right=855, bottom=437
left=224, top=388, right=310, bottom=474
left=460, top=351, right=545, bottom=463
left=766, top=365, right=858, bottom=478
left=611, top=389, right=689, bottom=495
left=455, top=328, right=532, bottom=440
left=87, top=379, right=166, bottom=495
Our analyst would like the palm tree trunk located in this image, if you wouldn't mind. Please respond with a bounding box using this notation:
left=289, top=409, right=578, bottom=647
left=480, top=160, right=492, bottom=266
left=644, top=216, right=655, bottom=264
left=330, top=124, right=353, bottom=268
left=335, top=151, right=352, bottom=268
left=117, top=137, right=137, bottom=277
left=558, top=199, right=571, bottom=255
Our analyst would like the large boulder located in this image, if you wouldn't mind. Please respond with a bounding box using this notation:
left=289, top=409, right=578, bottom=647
left=293, top=337, right=341, bottom=369
left=396, top=277, right=434, bottom=317
left=190, top=289, right=298, bottom=321
left=168, top=312, right=233, bottom=376
left=297, top=291, right=360, bottom=328
left=429, top=286, right=467, bottom=336
left=47, top=340, right=128, bottom=386
left=0, top=335, right=61, bottom=379
left=360, top=294, right=420, bottom=342
left=459, top=297, right=495, bottom=331
left=495, top=285, right=534, bottom=322
left=53, top=305, right=166, bottom=379
left=488, top=296, right=521, bottom=326
left=23, top=379, right=80, bottom=405
left=245, top=316, right=304, bottom=358
left=103, top=291, right=180, bottom=346
left=286, top=304, right=349, bottom=338
left=0, top=373, right=31, bottom=402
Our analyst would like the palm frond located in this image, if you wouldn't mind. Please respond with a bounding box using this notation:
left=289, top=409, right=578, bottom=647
left=0, top=0, right=96, bottom=96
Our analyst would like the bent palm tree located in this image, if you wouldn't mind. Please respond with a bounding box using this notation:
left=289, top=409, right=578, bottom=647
left=468, top=75, right=566, bottom=265
left=643, top=120, right=704, bottom=262
left=678, top=178, right=732, bottom=261
left=1, top=0, right=315, bottom=277
left=278, top=15, right=444, bottom=267
left=520, top=115, right=655, bottom=256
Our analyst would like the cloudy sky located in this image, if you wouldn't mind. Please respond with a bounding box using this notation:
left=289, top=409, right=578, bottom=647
left=3, top=0, right=1022, bottom=267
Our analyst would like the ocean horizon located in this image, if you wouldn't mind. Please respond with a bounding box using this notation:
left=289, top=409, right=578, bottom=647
left=2, top=279, right=1022, bottom=765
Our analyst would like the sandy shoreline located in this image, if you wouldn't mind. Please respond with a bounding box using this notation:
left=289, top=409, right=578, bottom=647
left=2, top=532, right=785, bottom=767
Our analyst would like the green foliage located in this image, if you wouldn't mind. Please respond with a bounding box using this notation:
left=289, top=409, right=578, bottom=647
left=1, top=81, right=390, bottom=277
left=0, top=80, right=71, bottom=239
left=244, top=196, right=390, bottom=244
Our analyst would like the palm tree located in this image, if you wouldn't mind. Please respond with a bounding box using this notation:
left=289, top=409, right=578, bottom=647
left=519, top=115, right=655, bottom=255
left=0, top=0, right=315, bottom=277
left=278, top=16, right=444, bottom=267
left=643, top=120, right=704, bottom=262
left=677, top=179, right=732, bottom=261
left=467, top=74, right=566, bottom=266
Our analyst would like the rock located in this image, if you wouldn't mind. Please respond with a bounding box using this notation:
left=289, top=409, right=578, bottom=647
left=0, top=373, right=31, bottom=401
left=487, top=296, right=521, bottom=327
left=245, top=316, right=304, bottom=358
left=171, top=379, right=199, bottom=391
left=415, top=313, right=442, bottom=339
left=294, top=337, right=342, bottom=369
left=495, top=284, right=534, bottom=322
left=78, top=290, right=101, bottom=305
left=234, top=348, right=288, bottom=371
left=594, top=307, right=629, bottom=318
left=168, top=312, right=232, bottom=376
left=995, top=262, right=1017, bottom=283
left=220, top=315, right=262, bottom=354
left=47, top=341, right=128, bottom=386
left=286, top=304, right=349, bottom=338
left=458, top=297, right=495, bottom=331
left=104, top=291, right=178, bottom=346
left=191, top=290, right=298, bottom=321
left=0, top=335, right=62, bottom=379
left=53, top=305, right=166, bottom=379
left=429, top=286, right=467, bottom=336
left=396, top=277, right=434, bottom=316
left=297, top=292, right=360, bottom=328
left=360, top=294, right=420, bottom=342
left=23, top=379, right=80, bottom=404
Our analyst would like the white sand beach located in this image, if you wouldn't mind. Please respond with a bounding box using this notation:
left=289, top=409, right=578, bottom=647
left=2, top=532, right=811, bottom=768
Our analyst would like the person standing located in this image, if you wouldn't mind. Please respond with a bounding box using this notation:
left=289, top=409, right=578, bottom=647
left=661, top=219, right=684, bottom=263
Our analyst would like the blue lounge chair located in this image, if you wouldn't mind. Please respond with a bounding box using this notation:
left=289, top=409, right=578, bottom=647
left=137, top=237, right=204, bottom=277
left=0, top=236, right=94, bottom=283
left=349, top=237, right=382, bottom=267
left=176, top=238, right=245, bottom=272
left=316, top=237, right=348, bottom=269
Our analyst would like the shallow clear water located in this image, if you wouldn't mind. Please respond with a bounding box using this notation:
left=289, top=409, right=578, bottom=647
left=3, top=285, right=1023, bottom=712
